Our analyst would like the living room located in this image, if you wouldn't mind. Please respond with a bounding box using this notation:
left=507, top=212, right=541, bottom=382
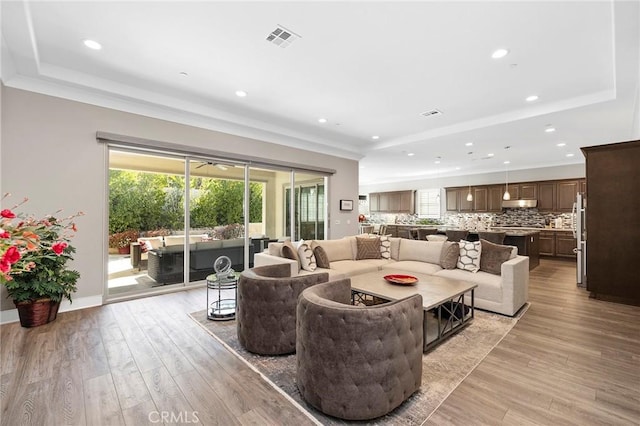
left=1, top=1, right=639, bottom=425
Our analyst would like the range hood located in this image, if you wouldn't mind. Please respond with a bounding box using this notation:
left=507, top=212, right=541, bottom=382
left=502, top=199, right=538, bottom=208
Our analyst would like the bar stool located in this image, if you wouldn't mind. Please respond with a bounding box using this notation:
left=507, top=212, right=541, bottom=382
left=417, top=228, right=438, bottom=240
left=445, top=230, right=469, bottom=242
left=478, top=231, right=506, bottom=244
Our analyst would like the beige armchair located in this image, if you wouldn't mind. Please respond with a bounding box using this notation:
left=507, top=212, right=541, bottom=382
left=236, top=264, right=329, bottom=355
left=296, top=279, right=423, bottom=420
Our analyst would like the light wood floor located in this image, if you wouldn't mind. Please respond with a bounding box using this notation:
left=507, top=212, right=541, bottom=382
left=1, top=258, right=639, bottom=425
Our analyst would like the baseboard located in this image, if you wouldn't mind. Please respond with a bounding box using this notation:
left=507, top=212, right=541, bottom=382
left=0, top=295, right=103, bottom=325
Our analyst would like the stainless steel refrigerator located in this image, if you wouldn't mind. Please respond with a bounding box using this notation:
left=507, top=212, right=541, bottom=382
left=572, top=193, right=587, bottom=287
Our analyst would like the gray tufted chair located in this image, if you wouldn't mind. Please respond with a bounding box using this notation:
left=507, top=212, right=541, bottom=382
left=237, top=263, right=329, bottom=355
left=296, top=279, right=423, bottom=420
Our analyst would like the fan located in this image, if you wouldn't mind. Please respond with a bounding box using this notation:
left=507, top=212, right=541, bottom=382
left=195, top=161, right=228, bottom=171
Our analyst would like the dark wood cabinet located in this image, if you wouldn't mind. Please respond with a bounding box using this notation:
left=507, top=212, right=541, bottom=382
left=557, top=180, right=580, bottom=212
left=556, top=232, right=577, bottom=258
left=369, top=190, right=414, bottom=213
left=515, top=183, right=537, bottom=200
left=459, top=189, right=473, bottom=211
left=537, top=183, right=556, bottom=211
left=582, top=140, right=640, bottom=306
left=473, top=187, right=488, bottom=211
left=488, top=185, right=504, bottom=212
left=538, top=231, right=555, bottom=256
left=446, top=188, right=459, bottom=212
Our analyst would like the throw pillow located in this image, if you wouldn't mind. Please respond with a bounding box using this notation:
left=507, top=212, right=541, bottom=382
left=480, top=239, right=513, bottom=275
left=313, top=246, right=331, bottom=269
left=456, top=240, right=481, bottom=273
left=282, top=240, right=301, bottom=270
left=297, top=242, right=317, bottom=272
left=440, top=241, right=459, bottom=269
left=379, top=235, right=391, bottom=259
left=356, top=236, right=382, bottom=260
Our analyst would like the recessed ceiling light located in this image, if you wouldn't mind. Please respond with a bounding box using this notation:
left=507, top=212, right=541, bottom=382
left=557, top=142, right=566, bottom=147
left=83, top=39, right=102, bottom=50
left=488, top=153, right=494, bottom=157
left=371, top=135, right=380, bottom=140
left=526, top=95, right=539, bottom=102
left=455, top=167, right=461, bottom=170
left=434, top=160, right=441, bottom=164
left=407, top=153, right=415, bottom=157
left=235, top=90, right=247, bottom=97
left=491, top=48, right=509, bottom=59
left=566, top=153, right=575, bottom=157
left=465, top=142, right=473, bottom=146
left=545, top=127, right=556, bottom=133
left=504, top=160, right=511, bottom=164
left=318, top=118, right=328, bottom=124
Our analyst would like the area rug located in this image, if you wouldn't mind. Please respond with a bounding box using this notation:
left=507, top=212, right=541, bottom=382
left=189, top=306, right=527, bottom=425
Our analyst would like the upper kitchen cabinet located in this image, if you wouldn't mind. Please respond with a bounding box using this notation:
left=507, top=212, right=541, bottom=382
left=446, top=188, right=460, bottom=212
left=473, top=187, right=488, bottom=211
left=369, top=190, right=415, bottom=213
left=556, top=180, right=580, bottom=212
left=488, top=185, right=504, bottom=212
left=537, top=182, right=556, bottom=211
left=514, top=183, right=538, bottom=200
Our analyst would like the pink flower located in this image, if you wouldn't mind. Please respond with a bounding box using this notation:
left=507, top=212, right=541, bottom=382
left=51, top=241, right=68, bottom=255
left=0, top=259, right=10, bottom=273
left=0, top=231, right=10, bottom=239
left=2, top=246, right=21, bottom=264
left=1, top=209, right=16, bottom=219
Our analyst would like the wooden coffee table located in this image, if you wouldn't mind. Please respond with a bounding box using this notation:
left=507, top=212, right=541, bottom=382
left=349, top=269, right=477, bottom=352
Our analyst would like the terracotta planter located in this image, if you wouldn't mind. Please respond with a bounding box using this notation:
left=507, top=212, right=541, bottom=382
left=118, top=246, right=131, bottom=255
left=14, top=299, right=60, bottom=328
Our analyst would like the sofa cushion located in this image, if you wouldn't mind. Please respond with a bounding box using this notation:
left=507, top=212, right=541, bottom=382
left=163, top=235, right=185, bottom=246
left=356, top=236, right=382, bottom=260
left=390, top=237, right=401, bottom=260
left=384, top=261, right=443, bottom=276
left=313, top=246, right=331, bottom=269
left=298, top=242, right=317, bottom=272
left=328, top=260, right=379, bottom=277
left=268, top=242, right=284, bottom=257
left=398, top=239, right=444, bottom=264
left=312, top=239, right=353, bottom=262
left=440, top=241, right=459, bottom=269
left=195, top=240, right=223, bottom=250
left=282, top=241, right=301, bottom=269
left=435, top=269, right=502, bottom=303
left=480, top=239, right=513, bottom=275
left=379, top=235, right=391, bottom=259
left=427, top=234, right=448, bottom=241
left=457, top=240, right=481, bottom=273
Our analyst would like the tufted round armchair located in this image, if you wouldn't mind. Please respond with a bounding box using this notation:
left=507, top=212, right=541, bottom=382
left=296, top=279, right=423, bottom=420
left=237, top=263, right=329, bottom=355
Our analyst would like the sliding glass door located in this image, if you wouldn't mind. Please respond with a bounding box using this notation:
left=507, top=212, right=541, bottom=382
left=107, top=147, right=319, bottom=299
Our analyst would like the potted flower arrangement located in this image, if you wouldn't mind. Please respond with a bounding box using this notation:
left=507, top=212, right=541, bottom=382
left=1, top=194, right=83, bottom=327
left=108, top=229, right=139, bottom=254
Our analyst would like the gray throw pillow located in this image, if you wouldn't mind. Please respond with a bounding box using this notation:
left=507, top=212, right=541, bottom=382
left=440, top=241, right=459, bottom=269
left=313, top=246, right=331, bottom=268
left=282, top=240, right=300, bottom=270
left=479, top=239, right=513, bottom=275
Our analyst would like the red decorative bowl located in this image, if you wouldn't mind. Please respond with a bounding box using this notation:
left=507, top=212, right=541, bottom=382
left=383, top=274, right=418, bottom=285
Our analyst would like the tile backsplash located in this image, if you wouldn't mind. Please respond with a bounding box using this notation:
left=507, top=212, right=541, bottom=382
left=445, top=209, right=574, bottom=230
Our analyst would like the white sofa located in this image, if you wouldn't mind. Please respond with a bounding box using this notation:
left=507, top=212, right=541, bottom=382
left=254, top=236, right=529, bottom=316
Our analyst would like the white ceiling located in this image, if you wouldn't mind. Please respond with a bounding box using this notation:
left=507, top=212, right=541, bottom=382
left=2, top=1, right=639, bottom=185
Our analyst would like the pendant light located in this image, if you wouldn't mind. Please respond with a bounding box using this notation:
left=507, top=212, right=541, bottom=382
left=466, top=184, right=473, bottom=202
left=503, top=164, right=511, bottom=200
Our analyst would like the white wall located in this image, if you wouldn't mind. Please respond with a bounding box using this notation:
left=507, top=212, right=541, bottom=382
left=0, top=86, right=359, bottom=314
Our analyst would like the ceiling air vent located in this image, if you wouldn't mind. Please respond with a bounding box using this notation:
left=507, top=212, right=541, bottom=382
left=266, top=25, right=300, bottom=48
left=421, top=109, right=442, bottom=117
